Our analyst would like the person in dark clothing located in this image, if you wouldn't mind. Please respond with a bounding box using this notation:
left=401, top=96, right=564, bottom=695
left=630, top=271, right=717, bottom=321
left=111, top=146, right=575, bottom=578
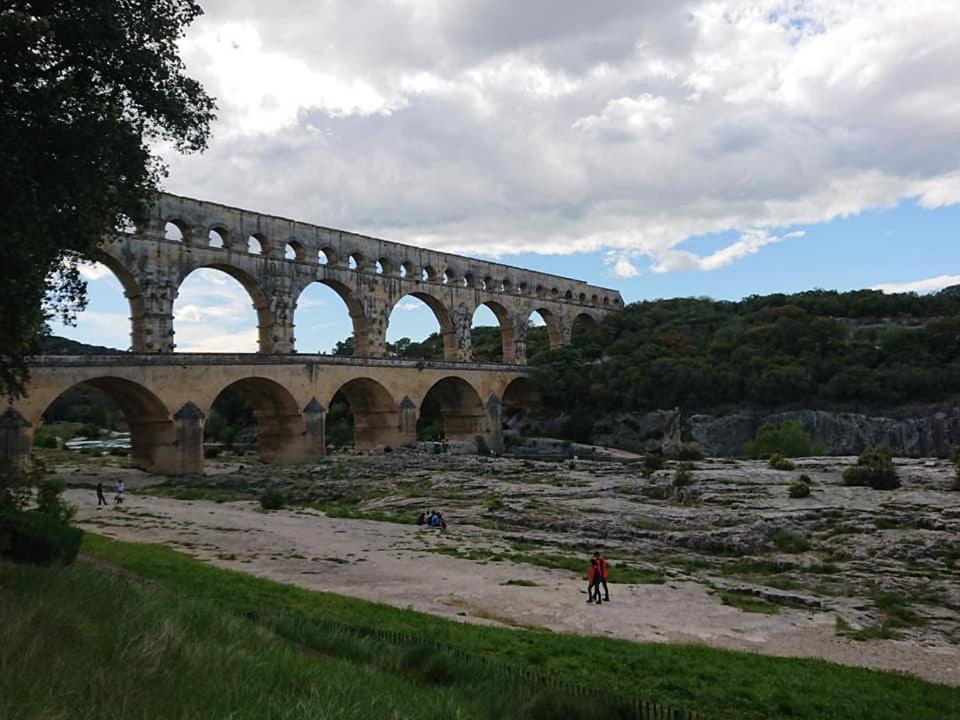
left=416, top=511, right=426, bottom=526
left=96, top=482, right=107, bottom=507
left=593, top=552, right=610, bottom=602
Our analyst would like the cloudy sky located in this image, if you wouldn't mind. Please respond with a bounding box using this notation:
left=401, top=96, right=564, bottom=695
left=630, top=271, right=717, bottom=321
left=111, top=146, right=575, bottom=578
left=57, top=0, right=960, bottom=352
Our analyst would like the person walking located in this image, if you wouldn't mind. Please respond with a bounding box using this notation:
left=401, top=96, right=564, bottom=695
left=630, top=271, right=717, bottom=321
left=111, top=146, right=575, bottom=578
left=594, top=551, right=610, bottom=602
left=114, top=479, right=125, bottom=505
left=587, top=557, right=603, bottom=604
left=96, top=482, right=107, bottom=507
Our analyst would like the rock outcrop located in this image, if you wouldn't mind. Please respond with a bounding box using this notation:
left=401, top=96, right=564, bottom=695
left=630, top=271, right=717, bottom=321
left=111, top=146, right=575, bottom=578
left=591, top=404, right=960, bottom=457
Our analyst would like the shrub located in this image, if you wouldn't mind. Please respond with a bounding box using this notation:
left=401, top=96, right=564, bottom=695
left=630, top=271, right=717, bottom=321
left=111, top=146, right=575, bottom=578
left=259, top=488, right=286, bottom=510
left=768, top=453, right=796, bottom=471
left=673, top=462, right=695, bottom=487
left=788, top=480, right=811, bottom=498
left=475, top=435, right=490, bottom=456
left=951, top=445, right=960, bottom=490
left=773, top=530, right=810, bottom=554
left=674, top=444, right=704, bottom=461
left=641, top=453, right=665, bottom=478
left=0, top=511, right=83, bottom=565
left=204, top=445, right=222, bottom=459
left=797, top=473, right=812, bottom=485
left=744, top=420, right=827, bottom=459
left=36, top=478, right=75, bottom=524
left=842, top=448, right=900, bottom=490
left=32, top=428, right=58, bottom=449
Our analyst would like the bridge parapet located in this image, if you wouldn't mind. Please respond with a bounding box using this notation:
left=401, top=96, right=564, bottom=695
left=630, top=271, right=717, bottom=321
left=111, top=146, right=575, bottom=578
left=99, top=193, right=621, bottom=360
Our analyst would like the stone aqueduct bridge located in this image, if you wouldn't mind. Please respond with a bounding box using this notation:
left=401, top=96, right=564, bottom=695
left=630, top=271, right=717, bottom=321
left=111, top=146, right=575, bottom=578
left=2, top=193, right=622, bottom=475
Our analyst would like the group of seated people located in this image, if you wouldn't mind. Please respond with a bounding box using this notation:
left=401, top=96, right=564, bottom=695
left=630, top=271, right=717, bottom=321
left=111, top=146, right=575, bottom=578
left=416, top=509, right=447, bottom=530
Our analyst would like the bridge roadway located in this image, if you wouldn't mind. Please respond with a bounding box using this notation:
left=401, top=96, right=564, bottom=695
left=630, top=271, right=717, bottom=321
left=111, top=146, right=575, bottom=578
left=1, top=354, right=538, bottom=476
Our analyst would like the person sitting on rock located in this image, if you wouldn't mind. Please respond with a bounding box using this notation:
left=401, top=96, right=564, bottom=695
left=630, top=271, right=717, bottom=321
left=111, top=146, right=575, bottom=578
left=416, top=511, right=426, bottom=526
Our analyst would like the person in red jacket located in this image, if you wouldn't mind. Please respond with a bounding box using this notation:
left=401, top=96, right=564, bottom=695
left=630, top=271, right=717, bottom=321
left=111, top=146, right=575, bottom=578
left=593, top=552, right=610, bottom=602
left=587, top=557, right=603, bottom=604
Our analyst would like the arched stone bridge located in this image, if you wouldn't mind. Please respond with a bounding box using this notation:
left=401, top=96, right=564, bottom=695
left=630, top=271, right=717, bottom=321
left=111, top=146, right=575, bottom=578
left=1, top=193, right=623, bottom=476
left=3, top=355, right=542, bottom=476
left=103, top=193, right=622, bottom=362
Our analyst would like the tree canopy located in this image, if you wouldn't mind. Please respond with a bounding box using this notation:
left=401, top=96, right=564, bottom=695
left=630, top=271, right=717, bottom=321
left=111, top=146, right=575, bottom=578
left=0, top=0, right=215, bottom=396
left=533, top=287, right=960, bottom=424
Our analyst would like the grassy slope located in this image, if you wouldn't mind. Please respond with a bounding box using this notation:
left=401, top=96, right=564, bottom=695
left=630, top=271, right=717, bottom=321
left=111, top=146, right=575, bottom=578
left=80, top=533, right=959, bottom=720
left=0, top=562, right=481, bottom=720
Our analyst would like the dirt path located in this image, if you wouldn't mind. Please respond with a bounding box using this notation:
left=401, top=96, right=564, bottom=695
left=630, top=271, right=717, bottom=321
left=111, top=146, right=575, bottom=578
left=70, top=489, right=960, bottom=687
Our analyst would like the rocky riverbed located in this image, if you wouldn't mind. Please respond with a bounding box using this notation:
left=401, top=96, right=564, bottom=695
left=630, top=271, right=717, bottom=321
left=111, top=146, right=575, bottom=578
left=54, top=449, right=960, bottom=685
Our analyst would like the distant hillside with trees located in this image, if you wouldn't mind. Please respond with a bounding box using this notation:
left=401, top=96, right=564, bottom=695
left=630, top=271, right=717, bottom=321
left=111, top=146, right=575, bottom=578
left=533, top=287, right=960, bottom=425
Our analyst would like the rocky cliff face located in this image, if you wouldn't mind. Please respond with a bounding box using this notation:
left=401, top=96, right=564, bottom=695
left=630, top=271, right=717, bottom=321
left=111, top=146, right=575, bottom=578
left=591, top=404, right=960, bottom=457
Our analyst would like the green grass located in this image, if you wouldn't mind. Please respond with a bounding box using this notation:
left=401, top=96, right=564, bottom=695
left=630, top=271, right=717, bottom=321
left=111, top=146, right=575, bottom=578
left=307, top=501, right=420, bottom=524
left=78, top=533, right=959, bottom=720
left=719, top=591, right=781, bottom=614
left=140, top=483, right=250, bottom=503
left=0, top=561, right=491, bottom=719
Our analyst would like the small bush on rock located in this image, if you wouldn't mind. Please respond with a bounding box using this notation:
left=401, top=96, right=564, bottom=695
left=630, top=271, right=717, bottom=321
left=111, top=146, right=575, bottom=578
left=674, top=444, right=704, bottom=461
left=204, top=445, right=222, bottom=459
left=641, top=453, right=665, bottom=478
left=768, top=453, right=796, bottom=471
left=788, top=480, right=811, bottom=498
left=259, top=488, right=285, bottom=510
left=744, top=420, right=826, bottom=459
left=842, top=448, right=900, bottom=490
left=673, top=462, right=695, bottom=487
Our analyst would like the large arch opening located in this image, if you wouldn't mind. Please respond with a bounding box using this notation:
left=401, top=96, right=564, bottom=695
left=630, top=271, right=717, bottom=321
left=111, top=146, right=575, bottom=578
left=500, top=377, right=542, bottom=447
left=36, top=378, right=173, bottom=473
left=470, top=301, right=516, bottom=364
left=295, top=280, right=367, bottom=356
left=570, top=311, right=602, bottom=352
left=528, top=309, right=563, bottom=352
left=385, top=293, right=457, bottom=361
left=47, top=256, right=144, bottom=352
left=207, top=378, right=304, bottom=463
left=327, top=378, right=399, bottom=450
left=173, top=267, right=269, bottom=352
left=417, top=377, right=487, bottom=444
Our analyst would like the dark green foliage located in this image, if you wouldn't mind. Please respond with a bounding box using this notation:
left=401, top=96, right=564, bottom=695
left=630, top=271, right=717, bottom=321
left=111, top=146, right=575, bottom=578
left=772, top=530, right=810, bottom=554
left=673, top=462, right=695, bottom=487
left=0, top=510, right=83, bottom=566
left=0, top=1, right=214, bottom=395
left=204, top=446, right=222, bottom=459
left=951, top=445, right=960, bottom=490
left=31, top=428, right=57, bottom=449
left=843, top=448, right=901, bottom=490
left=42, top=384, right=123, bottom=431
left=36, top=478, right=73, bottom=524
left=641, top=453, right=665, bottom=477
left=673, top=444, right=704, bottom=461
left=326, top=398, right=355, bottom=448
left=259, top=488, right=285, bottom=511
left=530, top=291, right=960, bottom=424
left=745, top=421, right=826, bottom=459
left=475, top=436, right=490, bottom=456
left=788, top=480, right=811, bottom=498
left=768, top=454, right=796, bottom=471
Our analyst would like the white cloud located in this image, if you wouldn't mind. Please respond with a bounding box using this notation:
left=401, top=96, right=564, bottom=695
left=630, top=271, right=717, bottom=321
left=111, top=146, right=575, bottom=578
left=652, top=229, right=804, bottom=273
left=156, top=0, right=960, bottom=274
left=77, top=261, right=115, bottom=282
left=397, top=301, right=423, bottom=312
left=174, top=327, right=260, bottom=353
left=605, top=252, right=642, bottom=278
left=872, top=274, right=960, bottom=295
